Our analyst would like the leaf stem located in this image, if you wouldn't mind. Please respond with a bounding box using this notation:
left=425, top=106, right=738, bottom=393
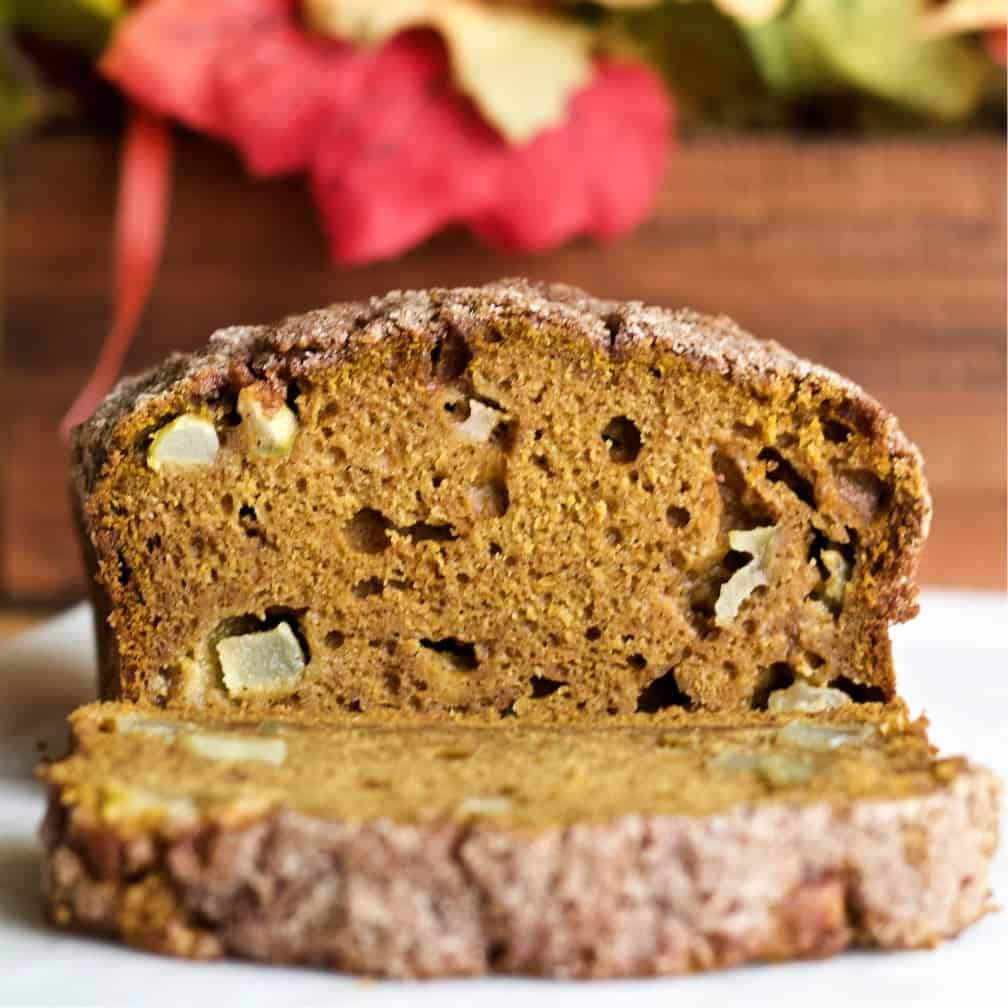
left=60, top=104, right=172, bottom=437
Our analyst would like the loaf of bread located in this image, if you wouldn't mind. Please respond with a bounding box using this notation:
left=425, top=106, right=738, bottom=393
left=48, top=281, right=997, bottom=979
left=40, top=702, right=997, bottom=978
left=72, top=281, right=929, bottom=717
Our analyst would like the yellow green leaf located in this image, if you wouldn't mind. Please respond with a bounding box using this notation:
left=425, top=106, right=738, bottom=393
left=304, top=0, right=595, bottom=143
left=744, top=0, right=992, bottom=121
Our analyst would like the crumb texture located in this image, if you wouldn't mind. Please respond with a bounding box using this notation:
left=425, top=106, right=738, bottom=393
left=72, top=281, right=930, bottom=718
left=46, top=702, right=944, bottom=827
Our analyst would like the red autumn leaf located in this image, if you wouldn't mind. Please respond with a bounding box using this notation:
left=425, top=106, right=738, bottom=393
left=470, top=60, right=670, bottom=253
left=101, top=0, right=293, bottom=135
left=213, top=25, right=356, bottom=176
left=101, top=0, right=333, bottom=175
left=100, top=0, right=672, bottom=264
left=311, top=35, right=669, bottom=263
left=310, top=31, right=509, bottom=264
left=214, top=27, right=348, bottom=176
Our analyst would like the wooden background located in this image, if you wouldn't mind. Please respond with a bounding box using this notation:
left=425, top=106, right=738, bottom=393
left=3, top=129, right=1006, bottom=615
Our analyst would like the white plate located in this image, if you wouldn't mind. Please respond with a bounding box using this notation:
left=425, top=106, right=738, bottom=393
left=1, top=594, right=1005, bottom=1007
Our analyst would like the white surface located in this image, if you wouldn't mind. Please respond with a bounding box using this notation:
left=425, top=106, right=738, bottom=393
left=0, top=593, right=1005, bottom=1007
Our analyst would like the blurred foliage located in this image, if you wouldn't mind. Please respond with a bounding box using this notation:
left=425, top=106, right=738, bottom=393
left=744, top=0, right=991, bottom=121
left=305, top=0, right=596, bottom=142
left=606, top=2, right=782, bottom=125
left=0, top=32, right=40, bottom=140
left=0, top=0, right=1004, bottom=141
left=0, top=0, right=120, bottom=139
left=613, top=0, right=1004, bottom=127
left=2, top=0, right=120, bottom=52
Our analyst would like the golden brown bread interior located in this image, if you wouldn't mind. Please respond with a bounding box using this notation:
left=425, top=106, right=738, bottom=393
left=45, top=701, right=941, bottom=830
left=71, top=281, right=930, bottom=718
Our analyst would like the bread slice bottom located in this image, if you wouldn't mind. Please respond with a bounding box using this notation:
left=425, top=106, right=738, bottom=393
left=39, top=703, right=998, bottom=978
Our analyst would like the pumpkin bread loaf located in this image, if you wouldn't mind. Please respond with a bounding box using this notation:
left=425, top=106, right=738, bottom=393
left=49, top=281, right=996, bottom=979
left=71, top=281, right=930, bottom=718
left=40, top=702, right=998, bottom=978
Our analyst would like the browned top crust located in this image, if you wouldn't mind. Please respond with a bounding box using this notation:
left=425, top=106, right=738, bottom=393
left=73, top=278, right=927, bottom=508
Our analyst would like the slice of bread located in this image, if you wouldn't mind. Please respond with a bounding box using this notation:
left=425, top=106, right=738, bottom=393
left=72, top=281, right=929, bottom=717
left=39, top=703, right=998, bottom=979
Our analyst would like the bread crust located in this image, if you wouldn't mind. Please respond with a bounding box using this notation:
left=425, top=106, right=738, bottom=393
left=41, top=765, right=997, bottom=978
